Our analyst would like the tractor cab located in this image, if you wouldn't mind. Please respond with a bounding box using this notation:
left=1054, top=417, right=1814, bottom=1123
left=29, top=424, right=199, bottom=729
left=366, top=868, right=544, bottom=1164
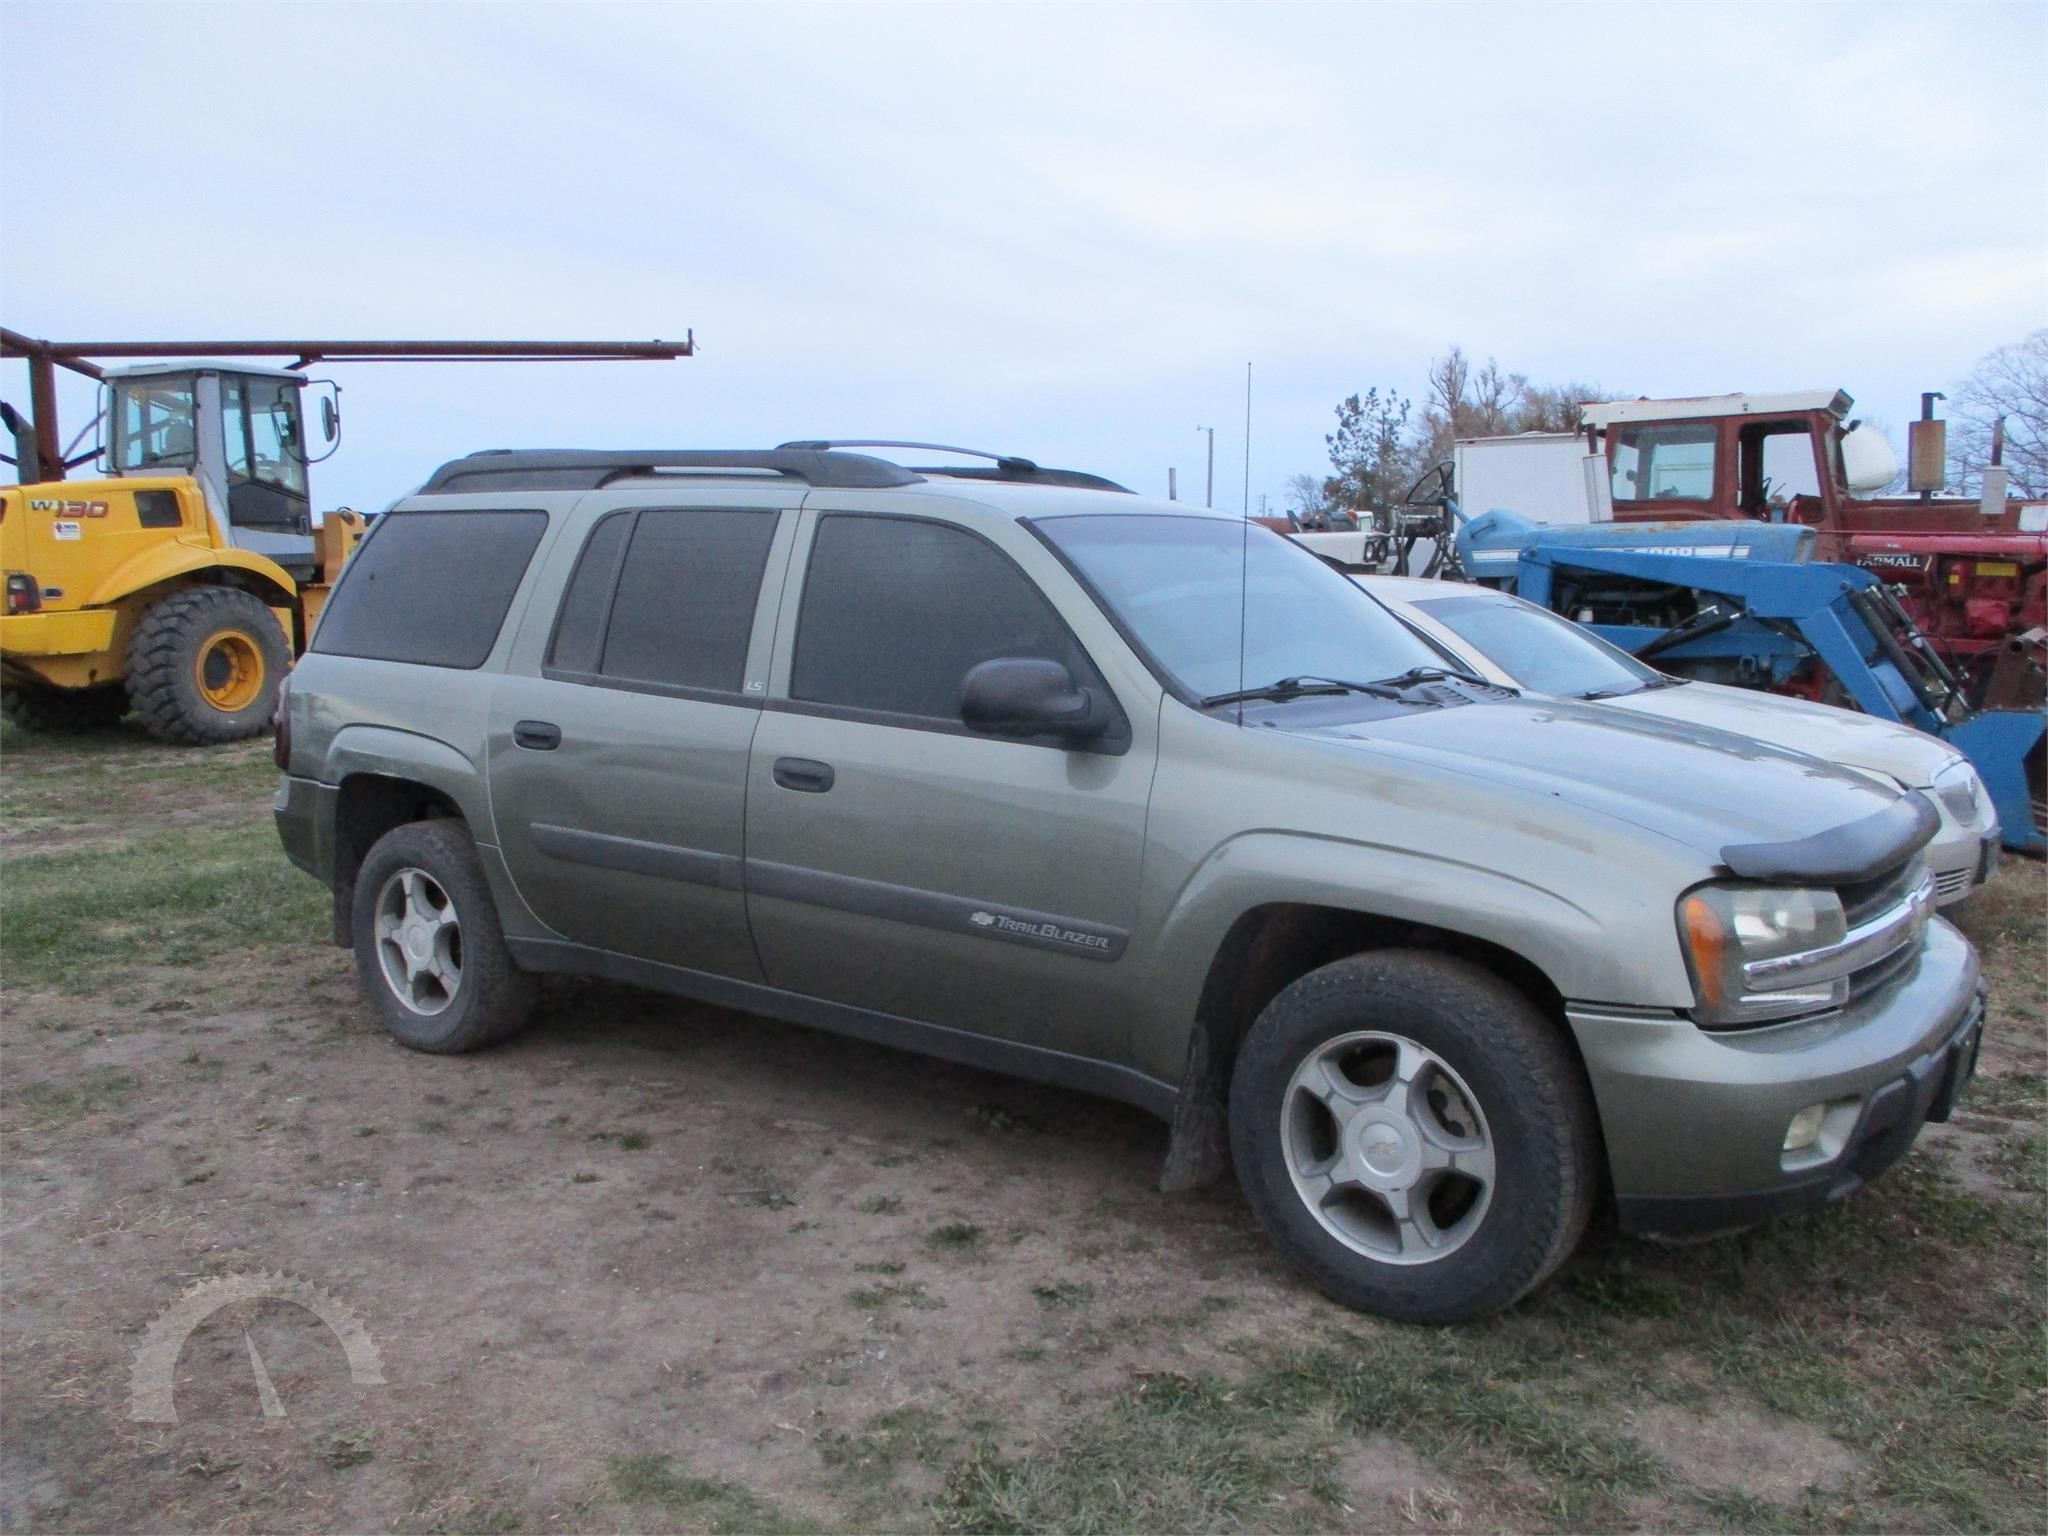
left=103, top=363, right=338, bottom=576
left=1582, top=389, right=1903, bottom=527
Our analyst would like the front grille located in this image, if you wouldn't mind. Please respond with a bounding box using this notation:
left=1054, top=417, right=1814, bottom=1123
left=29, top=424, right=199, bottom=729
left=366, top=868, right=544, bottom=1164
left=1847, top=941, right=1917, bottom=1002
left=1838, top=861, right=1918, bottom=929
left=1934, top=867, right=1973, bottom=900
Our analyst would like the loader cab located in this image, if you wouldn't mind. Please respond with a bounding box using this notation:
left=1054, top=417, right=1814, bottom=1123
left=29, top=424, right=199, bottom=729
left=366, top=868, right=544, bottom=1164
left=105, top=363, right=333, bottom=561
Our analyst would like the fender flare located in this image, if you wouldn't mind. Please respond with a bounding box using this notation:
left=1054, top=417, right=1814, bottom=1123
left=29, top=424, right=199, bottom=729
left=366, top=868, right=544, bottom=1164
left=88, top=542, right=299, bottom=610
left=326, top=726, right=492, bottom=831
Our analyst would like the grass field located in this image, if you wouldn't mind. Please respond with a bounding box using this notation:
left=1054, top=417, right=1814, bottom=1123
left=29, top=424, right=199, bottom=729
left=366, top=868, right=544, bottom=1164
left=1, top=720, right=2043, bottom=1534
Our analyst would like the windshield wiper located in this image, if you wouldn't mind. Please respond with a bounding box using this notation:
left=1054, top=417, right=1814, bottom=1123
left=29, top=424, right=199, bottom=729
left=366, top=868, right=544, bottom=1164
left=1578, top=675, right=1684, bottom=700
left=1369, top=664, right=1498, bottom=690
left=1201, top=675, right=1404, bottom=709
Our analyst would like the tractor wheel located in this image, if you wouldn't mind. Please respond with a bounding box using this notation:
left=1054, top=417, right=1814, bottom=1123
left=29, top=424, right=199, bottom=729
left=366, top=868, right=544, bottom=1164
left=127, top=587, right=291, bottom=745
left=0, top=683, right=129, bottom=734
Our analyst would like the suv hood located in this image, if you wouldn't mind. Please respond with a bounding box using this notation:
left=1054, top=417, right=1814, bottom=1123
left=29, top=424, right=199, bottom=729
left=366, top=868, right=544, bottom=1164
left=1287, top=696, right=1907, bottom=867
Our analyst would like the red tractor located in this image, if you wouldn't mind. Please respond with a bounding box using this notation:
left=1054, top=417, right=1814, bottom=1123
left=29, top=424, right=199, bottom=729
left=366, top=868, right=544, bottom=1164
left=1581, top=388, right=2046, bottom=707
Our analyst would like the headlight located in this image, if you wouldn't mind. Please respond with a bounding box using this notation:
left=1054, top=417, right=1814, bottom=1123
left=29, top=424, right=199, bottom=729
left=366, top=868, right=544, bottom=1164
left=1932, top=761, right=1987, bottom=826
left=1679, top=884, right=1849, bottom=1026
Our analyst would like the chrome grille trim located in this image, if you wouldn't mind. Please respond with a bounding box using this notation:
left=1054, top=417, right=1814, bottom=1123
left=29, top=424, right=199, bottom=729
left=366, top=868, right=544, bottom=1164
left=1742, top=876, right=1936, bottom=993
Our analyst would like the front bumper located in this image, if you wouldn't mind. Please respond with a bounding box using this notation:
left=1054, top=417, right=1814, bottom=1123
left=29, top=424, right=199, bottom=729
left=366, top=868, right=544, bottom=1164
left=1567, top=918, right=1983, bottom=1236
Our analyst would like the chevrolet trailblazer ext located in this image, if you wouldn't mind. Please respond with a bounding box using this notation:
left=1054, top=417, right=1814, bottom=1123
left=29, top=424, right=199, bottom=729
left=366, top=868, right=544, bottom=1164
left=274, top=444, right=1985, bottom=1323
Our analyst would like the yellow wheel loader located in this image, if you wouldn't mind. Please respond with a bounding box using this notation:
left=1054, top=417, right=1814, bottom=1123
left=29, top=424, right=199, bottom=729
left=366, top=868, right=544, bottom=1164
left=1, top=330, right=689, bottom=743
left=2, top=362, right=364, bottom=742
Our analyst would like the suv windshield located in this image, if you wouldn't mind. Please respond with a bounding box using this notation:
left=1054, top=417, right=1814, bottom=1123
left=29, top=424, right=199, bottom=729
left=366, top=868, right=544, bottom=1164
left=1407, top=590, right=1665, bottom=699
left=1035, top=513, right=1446, bottom=701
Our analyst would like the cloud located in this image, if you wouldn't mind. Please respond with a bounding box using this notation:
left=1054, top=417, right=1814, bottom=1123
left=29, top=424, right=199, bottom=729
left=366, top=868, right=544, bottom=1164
left=3, top=1, right=2042, bottom=510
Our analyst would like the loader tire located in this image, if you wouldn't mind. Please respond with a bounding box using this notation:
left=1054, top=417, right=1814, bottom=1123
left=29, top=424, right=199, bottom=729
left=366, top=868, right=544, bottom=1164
left=0, top=683, right=129, bottom=734
left=127, top=587, right=291, bottom=745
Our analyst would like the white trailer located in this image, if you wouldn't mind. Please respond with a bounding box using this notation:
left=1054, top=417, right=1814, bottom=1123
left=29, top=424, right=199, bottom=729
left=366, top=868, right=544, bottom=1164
left=1452, top=432, right=1612, bottom=524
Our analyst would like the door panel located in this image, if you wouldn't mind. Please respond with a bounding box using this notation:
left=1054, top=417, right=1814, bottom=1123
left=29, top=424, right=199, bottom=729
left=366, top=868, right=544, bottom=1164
left=488, top=677, right=763, bottom=978
left=484, top=495, right=799, bottom=981
left=743, top=709, right=1152, bottom=1057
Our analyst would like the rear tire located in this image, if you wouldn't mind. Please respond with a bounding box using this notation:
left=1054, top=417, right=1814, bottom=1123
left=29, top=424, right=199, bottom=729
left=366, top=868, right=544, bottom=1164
left=351, top=820, right=537, bottom=1053
left=1229, top=949, right=1598, bottom=1324
left=0, top=683, right=128, bottom=734
left=127, top=587, right=290, bottom=745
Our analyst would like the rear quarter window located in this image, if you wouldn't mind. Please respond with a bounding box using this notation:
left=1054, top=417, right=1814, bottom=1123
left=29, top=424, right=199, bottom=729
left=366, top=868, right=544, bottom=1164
left=313, top=509, right=547, bottom=668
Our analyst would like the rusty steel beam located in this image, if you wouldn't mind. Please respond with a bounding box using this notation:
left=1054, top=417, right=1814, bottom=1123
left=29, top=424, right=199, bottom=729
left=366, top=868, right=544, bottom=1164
left=3, top=326, right=692, bottom=483
left=2, top=333, right=692, bottom=368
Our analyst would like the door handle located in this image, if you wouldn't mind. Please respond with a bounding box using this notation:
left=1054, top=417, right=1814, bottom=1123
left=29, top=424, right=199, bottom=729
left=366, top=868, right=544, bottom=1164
left=773, top=757, right=835, bottom=793
left=513, top=720, right=562, bottom=751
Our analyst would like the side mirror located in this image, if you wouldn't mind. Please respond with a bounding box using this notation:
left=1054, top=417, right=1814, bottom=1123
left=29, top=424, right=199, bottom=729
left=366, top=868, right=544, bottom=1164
left=961, top=658, right=1106, bottom=741
left=321, top=396, right=339, bottom=443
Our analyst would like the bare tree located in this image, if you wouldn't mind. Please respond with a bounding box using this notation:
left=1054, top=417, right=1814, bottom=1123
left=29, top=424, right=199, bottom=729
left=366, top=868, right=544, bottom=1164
left=1949, top=329, right=2048, bottom=498
left=1469, top=359, right=1523, bottom=435
left=1284, top=472, right=1332, bottom=521
left=1512, top=382, right=1609, bottom=434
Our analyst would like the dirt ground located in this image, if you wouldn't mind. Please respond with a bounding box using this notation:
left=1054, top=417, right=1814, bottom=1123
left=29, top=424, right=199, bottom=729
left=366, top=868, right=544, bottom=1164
left=2, top=728, right=2043, bottom=1535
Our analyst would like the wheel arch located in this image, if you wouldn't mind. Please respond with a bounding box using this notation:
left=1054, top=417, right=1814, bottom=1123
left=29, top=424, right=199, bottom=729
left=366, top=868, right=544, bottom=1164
left=1159, top=896, right=1592, bottom=1195
left=89, top=546, right=300, bottom=613
left=331, top=772, right=468, bottom=948
left=324, top=727, right=492, bottom=947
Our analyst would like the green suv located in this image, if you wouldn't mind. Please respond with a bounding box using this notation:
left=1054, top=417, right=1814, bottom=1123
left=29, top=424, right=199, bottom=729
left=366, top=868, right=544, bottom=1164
left=275, top=444, right=1985, bottom=1323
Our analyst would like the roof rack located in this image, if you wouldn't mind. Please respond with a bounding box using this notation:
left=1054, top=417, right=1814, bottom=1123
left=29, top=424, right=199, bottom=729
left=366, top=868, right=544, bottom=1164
left=779, top=440, right=1132, bottom=493
left=779, top=439, right=1038, bottom=472
left=418, top=448, right=921, bottom=494
left=418, top=445, right=1134, bottom=496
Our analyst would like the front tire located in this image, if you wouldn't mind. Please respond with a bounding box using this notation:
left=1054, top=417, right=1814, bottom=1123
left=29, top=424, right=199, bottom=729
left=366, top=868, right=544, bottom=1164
left=127, top=586, right=291, bottom=745
left=351, top=820, right=537, bottom=1053
left=1229, top=950, right=1598, bottom=1324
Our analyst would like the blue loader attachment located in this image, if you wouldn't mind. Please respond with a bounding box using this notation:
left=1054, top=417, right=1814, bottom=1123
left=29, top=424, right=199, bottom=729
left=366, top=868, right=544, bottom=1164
left=1451, top=512, right=2044, bottom=854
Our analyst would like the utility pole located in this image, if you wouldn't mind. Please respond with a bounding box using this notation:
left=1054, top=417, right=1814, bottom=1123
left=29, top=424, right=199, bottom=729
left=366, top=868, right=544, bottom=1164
left=1195, top=425, right=1215, bottom=507
left=1167, top=467, right=1178, bottom=502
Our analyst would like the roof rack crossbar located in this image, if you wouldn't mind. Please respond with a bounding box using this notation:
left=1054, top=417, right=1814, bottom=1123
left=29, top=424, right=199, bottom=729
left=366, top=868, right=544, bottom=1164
left=778, top=438, right=1040, bottom=474
left=418, top=448, right=921, bottom=494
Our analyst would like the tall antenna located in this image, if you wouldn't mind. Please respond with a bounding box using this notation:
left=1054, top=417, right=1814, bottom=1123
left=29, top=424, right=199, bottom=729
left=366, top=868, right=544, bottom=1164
left=1242, top=362, right=1253, bottom=514
left=1234, top=362, right=1252, bottom=721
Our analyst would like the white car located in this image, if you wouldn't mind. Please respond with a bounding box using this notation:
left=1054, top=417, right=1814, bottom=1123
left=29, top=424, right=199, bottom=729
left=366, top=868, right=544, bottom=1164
left=1359, top=575, right=2000, bottom=907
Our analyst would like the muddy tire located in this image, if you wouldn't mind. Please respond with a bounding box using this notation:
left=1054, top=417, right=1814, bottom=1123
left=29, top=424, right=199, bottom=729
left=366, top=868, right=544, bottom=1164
left=127, top=587, right=291, bottom=745
left=0, top=683, right=128, bottom=733
left=351, top=820, right=537, bottom=1054
left=1229, top=949, right=1598, bottom=1324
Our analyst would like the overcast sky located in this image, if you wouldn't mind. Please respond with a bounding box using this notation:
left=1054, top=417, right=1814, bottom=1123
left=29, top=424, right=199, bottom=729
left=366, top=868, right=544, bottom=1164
left=4, top=1, right=2044, bottom=513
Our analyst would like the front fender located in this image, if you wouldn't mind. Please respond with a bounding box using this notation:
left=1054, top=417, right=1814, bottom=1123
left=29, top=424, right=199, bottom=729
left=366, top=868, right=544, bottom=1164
left=1133, top=830, right=1693, bottom=1083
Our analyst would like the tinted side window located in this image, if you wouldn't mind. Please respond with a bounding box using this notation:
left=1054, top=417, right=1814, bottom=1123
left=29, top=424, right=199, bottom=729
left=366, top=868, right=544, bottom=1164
left=314, top=509, right=547, bottom=668
left=546, top=512, right=632, bottom=674
left=550, top=508, right=777, bottom=694
left=792, top=515, right=1088, bottom=721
